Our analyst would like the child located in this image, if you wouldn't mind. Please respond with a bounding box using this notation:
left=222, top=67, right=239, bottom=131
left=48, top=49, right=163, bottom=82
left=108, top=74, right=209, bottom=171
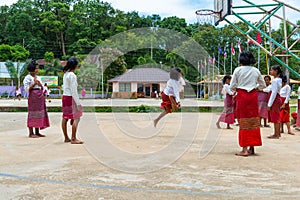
left=81, top=88, right=86, bottom=99
left=61, top=57, right=83, bottom=144
left=279, top=75, right=294, bottom=135
left=216, top=75, right=235, bottom=129
left=267, top=65, right=283, bottom=139
left=258, top=75, right=271, bottom=127
left=154, top=68, right=181, bottom=127
left=43, top=83, right=51, bottom=102
left=23, top=60, right=50, bottom=138
left=14, top=86, right=22, bottom=101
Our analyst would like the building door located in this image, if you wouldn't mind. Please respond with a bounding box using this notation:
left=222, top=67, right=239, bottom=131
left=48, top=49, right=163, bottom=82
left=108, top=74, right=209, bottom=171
left=145, top=86, right=151, bottom=97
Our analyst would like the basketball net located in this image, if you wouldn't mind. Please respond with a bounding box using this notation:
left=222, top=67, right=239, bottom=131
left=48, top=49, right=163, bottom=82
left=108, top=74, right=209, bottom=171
left=195, top=9, right=221, bottom=25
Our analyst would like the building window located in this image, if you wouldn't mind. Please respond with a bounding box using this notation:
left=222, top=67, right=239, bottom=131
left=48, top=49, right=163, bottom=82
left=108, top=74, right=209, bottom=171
left=119, top=83, right=131, bottom=92
left=137, top=84, right=144, bottom=93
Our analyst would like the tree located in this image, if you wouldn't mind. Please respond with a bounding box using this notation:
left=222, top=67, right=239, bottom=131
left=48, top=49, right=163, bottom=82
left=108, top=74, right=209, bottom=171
left=5, top=60, right=28, bottom=87
left=0, top=44, right=12, bottom=61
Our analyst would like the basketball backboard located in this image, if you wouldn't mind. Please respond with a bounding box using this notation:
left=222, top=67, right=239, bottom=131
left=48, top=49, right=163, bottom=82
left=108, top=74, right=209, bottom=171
left=214, top=0, right=232, bottom=25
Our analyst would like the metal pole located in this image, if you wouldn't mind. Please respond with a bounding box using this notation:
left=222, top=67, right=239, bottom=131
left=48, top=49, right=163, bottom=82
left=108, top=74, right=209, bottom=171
left=282, top=4, right=289, bottom=81
left=258, top=47, right=260, bottom=71
left=197, top=61, right=200, bottom=98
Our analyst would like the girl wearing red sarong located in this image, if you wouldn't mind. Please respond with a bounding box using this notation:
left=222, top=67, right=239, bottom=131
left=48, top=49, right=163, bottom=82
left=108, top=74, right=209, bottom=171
left=295, top=87, right=300, bottom=131
left=154, top=68, right=182, bottom=127
left=230, top=51, right=266, bottom=156
left=216, top=75, right=235, bottom=129
left=267, top=65, right=283, bottom=139
left=23, top=60, right=50, bottom=138
left=279, top=75, right=294, bottom=135
left=61, top=57, right=83, bottom=144
left=258, top=75, right=271, bottom=127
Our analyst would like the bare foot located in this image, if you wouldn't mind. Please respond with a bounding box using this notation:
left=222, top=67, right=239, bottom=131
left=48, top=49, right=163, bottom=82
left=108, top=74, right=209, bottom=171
left=235, top=151, right=248, bottom=157
left=29, top=134, right=39, bottom=138
left=264, top=125, right=271, bottom=128
left=35, top=133, right=46, bottom=137
left=64, top=139, right=71, bottom=143
left=267, top=135, right=280, bottom=139
left=227, top=126, right=233, bottom=129
left=154, top=119, right=158, bottom=128
left=216, top=122, right=221, bottom=129
left=71, top=139, right=84, bottom=144
left=248, top=147, right=255, bottom=155
left=288, top=132, right=295, bottom=135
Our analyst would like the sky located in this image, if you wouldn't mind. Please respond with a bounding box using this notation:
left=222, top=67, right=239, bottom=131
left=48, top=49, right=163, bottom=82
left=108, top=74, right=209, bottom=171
left=0, top=0, right=299, bottom=28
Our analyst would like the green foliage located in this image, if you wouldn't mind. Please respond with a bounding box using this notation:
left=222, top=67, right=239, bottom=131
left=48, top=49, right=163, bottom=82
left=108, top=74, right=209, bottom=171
left=0, top=44, right=12, bottom=61
left=44, top=51, right=54, bottom=63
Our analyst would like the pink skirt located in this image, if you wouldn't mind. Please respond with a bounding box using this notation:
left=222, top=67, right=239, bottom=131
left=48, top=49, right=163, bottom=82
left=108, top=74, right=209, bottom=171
left=268, top=92, right=281, bottom=123
left=257, top=91, right=268, bottom=119
left=62, top=96, right=83, bottom=119
left=218, top=94, right=234, bottom=124
left=296, top=100, right=300, bottom=127
left=27, top=89, right=50, bottom=129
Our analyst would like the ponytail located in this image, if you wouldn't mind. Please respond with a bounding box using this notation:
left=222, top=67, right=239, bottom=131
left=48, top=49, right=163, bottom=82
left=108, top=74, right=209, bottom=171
left=271, top=65, right=283, bottom=79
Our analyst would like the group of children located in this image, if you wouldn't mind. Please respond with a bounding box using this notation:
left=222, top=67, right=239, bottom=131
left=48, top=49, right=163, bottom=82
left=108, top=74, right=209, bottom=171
left=217, top=66, right=296, bottom=137
left=23, top=58, right=83, bottom=144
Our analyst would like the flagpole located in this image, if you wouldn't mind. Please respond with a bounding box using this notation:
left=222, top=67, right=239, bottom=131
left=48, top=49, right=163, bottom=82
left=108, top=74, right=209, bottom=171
left=223, top=48, right=226, bottom=75
left=230, top=43, right=233, bottom=74
left=197, top=61, right=200, bottom=99
left=258, top=47, right=260, bottom=71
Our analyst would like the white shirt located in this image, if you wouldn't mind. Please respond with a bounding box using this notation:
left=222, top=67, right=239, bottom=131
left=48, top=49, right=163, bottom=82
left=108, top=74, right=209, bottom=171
left=163, top=79, right=180, bottom=103
left=280, top=84, right=291, bottom=104
left=63, top=72, right=81, bottom=106
left=222, top=84, right=234, bottom=99
left=23, top=74, right=42, bottom=92
left=230, top=66, right=266, bottom=92
left=263, top=84, right=272, bottom=93
left=268, top=78, right=282, bottom=107
left=43, top=86, right=50, bottom=95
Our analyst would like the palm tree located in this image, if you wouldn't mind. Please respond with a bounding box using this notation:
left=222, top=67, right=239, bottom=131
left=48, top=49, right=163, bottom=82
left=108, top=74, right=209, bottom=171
left=5, top=61, right=28, bottom=87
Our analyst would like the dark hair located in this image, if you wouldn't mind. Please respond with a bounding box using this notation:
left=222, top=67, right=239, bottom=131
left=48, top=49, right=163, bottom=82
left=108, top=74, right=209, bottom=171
left=27, top=60, right=38, bottom=72
left=222, top=75, right=231, bottom=85
left=282, top=75, right=287, bottom=83
left=239, top=51, right=256, bottom=66
left=264, top=75, right=271, bottom=81
left=170, top=67, right=181, bottom=80
left=271, top=65, right=283, bottom=78
left=63, top=57, right=79, bottom=72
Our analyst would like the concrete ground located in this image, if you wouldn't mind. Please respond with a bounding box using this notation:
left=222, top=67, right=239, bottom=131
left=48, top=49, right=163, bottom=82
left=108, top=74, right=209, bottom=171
left=1, top=111, right=300, bottom=200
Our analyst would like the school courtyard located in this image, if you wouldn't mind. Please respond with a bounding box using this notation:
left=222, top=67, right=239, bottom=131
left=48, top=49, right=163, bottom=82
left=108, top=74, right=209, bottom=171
left=1, top=99, right=300, bottom=199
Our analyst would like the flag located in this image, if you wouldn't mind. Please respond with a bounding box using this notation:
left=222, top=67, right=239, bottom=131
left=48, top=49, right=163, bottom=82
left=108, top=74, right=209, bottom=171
left=224, top=49, right=227, bottom=58
left=231, top=45, right=235, bottom=55
left=238, top=40, right=242, bottom=53
left=248, top=38, right=254, bottom=44
left=212, top=54, right=216, bottom=63
left=256, top=31, right=262, bottom=44
left=218, top=45, right=223, bottom=54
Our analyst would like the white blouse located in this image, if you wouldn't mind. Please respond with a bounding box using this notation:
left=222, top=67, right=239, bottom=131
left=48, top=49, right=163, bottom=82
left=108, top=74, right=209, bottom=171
left=63, top=72, right=81, bottom=106
left=263, top=84, right=272, bottom=93
left=280, top=84, right=291, bottom=104
left=230, top=66, right=265, bottom=92
left=163, top=79, right=180, bottom=103
left=23, top=74, right=42, bottom=92
left=222, top=84, right=234, bottom=99
left=268, top=78, right=282, bottom=107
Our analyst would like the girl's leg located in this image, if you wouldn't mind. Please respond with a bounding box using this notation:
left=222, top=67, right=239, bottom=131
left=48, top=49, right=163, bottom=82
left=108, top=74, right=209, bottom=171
left=235, top=147, right=248, bottom=156
left=268, top=123, right=280, bottom=138
left=263, top=118, right=270, bottom=127
left=248, top=146, right=255, bottom=155
left=28, top=127, right=38, bottom=138
left=71, top=118, right=83, bottom=144
left=286, top=122, right=295, bottom=135
left=62, top=118, right=71, bottom=142
left=226, top=123, right=232, bottom=129
left=154, top=110, right=168, bottom=128
left=280, top=123, right=284, bottom=133
left=35, top=128, right=45, bottom=137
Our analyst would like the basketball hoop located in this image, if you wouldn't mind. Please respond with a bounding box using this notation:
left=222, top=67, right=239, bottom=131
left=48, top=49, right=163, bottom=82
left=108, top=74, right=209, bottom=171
left=195, top=9, right=221, bottom=26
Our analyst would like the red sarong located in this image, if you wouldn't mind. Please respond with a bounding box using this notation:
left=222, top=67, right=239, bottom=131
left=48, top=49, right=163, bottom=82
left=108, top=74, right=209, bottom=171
left=279, top=97, right=290, bottom=123
left=218, top=94, right=234, bottom=124
left=160, top=92, right=177, bottom=113
left=236, top=89, right=262, bottom=147
left=27, top=89, right=50, bottom=129
left=268, top=92, right=281, bottom=123
left=296, top=99, right=300, bottom=127
left=62, top=96, right=83, bottom=119
left=257, top=91, right=268, bottom=119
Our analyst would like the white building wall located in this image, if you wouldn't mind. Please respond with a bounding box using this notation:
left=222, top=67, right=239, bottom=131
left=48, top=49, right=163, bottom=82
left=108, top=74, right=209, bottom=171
left=131, top=82, right=137, bottom=92
left=113, top=82, right=119, bottom=92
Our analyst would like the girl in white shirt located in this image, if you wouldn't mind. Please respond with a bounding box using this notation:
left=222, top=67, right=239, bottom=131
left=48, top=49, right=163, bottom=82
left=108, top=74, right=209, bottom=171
left=258, top=75, right=271, bottom=127
left=23, top=60, right=50, bottom=138
left=279, top=75, right=294, bottom=135
left=154, top=68, right=181, bottom=127
left=61, top=57, right=83, bottom=144
left=216, top=75, right=235, bottom=129
left=267, top=65, right=283, bottom=139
